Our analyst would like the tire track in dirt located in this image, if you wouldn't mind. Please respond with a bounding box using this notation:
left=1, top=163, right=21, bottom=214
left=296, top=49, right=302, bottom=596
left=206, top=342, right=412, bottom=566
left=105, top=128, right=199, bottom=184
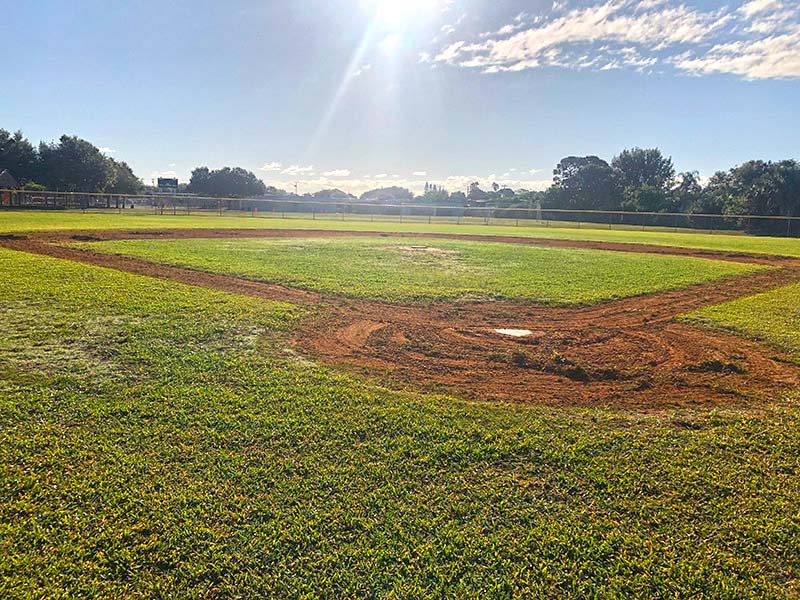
left=3, top=228, right=800, bottom=409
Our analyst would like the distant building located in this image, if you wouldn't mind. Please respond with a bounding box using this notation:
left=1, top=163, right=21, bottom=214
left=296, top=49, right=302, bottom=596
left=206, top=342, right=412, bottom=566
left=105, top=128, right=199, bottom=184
left=0, top=170, right=19, bottom=206
left=0, top=169, right=19, bottom=189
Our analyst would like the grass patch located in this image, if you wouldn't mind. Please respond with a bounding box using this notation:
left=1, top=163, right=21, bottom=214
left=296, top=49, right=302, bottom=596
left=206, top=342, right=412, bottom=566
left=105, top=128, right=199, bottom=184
left=4, top=209, right=800, bottom=257
left=0, top=248, right=799, bottom=596
left=76, top=236, right=762, bottom=304
left=683, top=282, right=800, bottom=362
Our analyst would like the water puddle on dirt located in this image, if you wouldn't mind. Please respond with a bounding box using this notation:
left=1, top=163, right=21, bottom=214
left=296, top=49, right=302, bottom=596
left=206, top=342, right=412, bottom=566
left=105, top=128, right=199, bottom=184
left=384, top=245, right=458, bottom=256
left=494, top=328, right=534, bottom=337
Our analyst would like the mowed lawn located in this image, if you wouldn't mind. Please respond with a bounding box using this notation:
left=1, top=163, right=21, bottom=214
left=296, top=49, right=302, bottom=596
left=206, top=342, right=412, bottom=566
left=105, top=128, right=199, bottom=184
left=684, top=282, right=800, bottom=363
left=4, top=209, right=800, bottom=257
left=75, top=237, right=762, bottom=304
left=1, top=247, right=800, bottom=598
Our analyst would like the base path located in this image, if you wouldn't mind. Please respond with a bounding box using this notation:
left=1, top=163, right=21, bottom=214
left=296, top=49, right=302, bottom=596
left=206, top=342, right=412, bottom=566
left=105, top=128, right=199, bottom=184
left=3, top=228, right=800, bottom=409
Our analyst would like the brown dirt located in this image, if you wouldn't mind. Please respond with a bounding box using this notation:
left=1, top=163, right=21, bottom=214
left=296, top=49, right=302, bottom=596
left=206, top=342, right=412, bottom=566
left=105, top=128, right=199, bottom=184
left=17, top=227, right=800, bottom=266
left=3, top=228, right=800, bottom=410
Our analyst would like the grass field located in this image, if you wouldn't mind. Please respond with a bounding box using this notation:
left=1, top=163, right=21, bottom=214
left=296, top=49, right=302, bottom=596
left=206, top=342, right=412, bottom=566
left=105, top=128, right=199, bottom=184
left=684, top=282, right=800, bottom=363
left=3, top=213, right=800, bottom=598
left=4, top=209, right=800, bottom=257
left=77, top=237, right=762, bottom=304
left=2, top=246, right=800, bottom=598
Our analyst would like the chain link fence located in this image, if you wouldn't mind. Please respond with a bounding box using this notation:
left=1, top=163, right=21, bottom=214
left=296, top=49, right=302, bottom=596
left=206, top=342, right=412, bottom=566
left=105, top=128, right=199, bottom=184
left=3, top=188, right=799, bottom=237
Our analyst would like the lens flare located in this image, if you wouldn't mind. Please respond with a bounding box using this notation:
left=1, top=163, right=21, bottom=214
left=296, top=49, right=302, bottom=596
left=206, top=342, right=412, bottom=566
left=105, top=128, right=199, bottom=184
left=371, top=0, right=437, bottom=27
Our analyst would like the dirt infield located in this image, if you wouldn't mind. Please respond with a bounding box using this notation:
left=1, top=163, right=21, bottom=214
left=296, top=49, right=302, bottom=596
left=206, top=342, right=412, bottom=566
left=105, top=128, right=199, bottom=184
left=14, top=227, right=800, bottom=266
left=3, top=228, right=800, bottom=409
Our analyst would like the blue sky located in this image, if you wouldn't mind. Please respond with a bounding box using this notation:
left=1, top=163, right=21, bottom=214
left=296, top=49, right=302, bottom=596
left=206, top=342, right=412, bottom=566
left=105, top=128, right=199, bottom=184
left=3, top=0, right=799, bottom=194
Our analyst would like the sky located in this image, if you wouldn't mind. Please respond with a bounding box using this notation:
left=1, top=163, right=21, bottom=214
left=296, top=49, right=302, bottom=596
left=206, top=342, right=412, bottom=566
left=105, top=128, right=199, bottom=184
left=3, top=0, right=799, bottom=195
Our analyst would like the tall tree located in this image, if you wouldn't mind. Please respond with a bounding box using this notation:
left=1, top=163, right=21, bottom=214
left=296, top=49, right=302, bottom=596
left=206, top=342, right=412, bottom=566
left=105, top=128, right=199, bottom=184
left=0, top=129, right=38, bottom=184
left=612, top=148, right=675, bottom=190
left=106, top=159, right=142, bottom=194
left=612, top=148, right=675, bottom=212
left=38, top=135, right=112, bottom=192
left=359, top=186, right=414, bottom=202
left=672, top=171, right=704, bottom=213
left=702, top=160, right=800, bottom=233
left=187, top=166, right=266, bottom=197
left=546, top=156, right=622, bottom=210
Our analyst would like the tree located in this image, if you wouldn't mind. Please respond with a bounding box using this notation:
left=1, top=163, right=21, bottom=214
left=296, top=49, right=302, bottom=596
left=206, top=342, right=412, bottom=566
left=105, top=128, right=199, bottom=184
left=546, top=156, right=622, bottom=210
left=467, top=182, right=489, bottom=202
left=38, top=135, right=112, bottom=192
left=0, top=130, right=38, bottom=184
left=106, top=159, right=142, bottom=194
left=612, top=147, right=675, bottom=191
left=187, top=166, right=266, bottom=197
left=359, top=186, right=414, bottom=202
left=312, top=188, right=355, bottom=200
left=701, top=160, right=800, bottom=234
left=612, top=148, right=675, bottom=212
left=695, top=170, right=735, bottom=215
left=672, top=171, right=704, bottom=213
left=420, top=184, right=448, bottom=203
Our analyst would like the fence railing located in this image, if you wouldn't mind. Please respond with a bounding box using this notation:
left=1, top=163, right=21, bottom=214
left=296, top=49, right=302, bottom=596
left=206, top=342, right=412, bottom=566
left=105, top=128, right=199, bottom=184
left=2, top=188, right=799, bottom=237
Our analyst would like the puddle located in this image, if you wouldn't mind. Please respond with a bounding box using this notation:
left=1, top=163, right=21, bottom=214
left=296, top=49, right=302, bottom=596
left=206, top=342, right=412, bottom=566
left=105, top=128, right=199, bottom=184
left=494, top=328, right=533, bottom=337
left=384, top=245, right=458, bottom=256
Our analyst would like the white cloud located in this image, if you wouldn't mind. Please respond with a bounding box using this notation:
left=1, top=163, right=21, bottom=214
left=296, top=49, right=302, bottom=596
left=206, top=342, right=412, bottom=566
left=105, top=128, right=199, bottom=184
left=149, top=170, right=178, bottom=180
left=739, top=0, right=781, bottom=17
left=99, top=147, right=116, bottom=155
left=412, top=171, right=428, bottom=176
left=348, top=64, right=372, bottom=79
left=674, top=27, right=800, bottom=79
left=322, top=169, right=352, bottom=177
left=427, top=0, right=800, bottom=80
left=435, top=1, right=726, bottom=73
left=282, top=165, right=314, bottom=176
left=441, top=12, right=467, bottom=37
left=264, top=174, right=552, bottom=197
left=261, top=162, right=283, bottom=171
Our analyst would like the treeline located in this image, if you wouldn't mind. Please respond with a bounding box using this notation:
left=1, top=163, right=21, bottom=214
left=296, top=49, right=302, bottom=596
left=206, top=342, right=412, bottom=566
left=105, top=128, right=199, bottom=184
left=3, top=129, right=798, bottom=234
left=541, top=149, right=800, bottom=225
left=350, top=149, right=800, bottom=235
left=187, top=167, right=266, bottom=197
left=0, top=130, right=141, bottom=194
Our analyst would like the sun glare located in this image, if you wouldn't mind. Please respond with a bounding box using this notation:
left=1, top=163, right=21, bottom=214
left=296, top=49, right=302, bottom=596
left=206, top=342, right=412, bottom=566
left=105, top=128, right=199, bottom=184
left=370, top=0, right=437, bottom=27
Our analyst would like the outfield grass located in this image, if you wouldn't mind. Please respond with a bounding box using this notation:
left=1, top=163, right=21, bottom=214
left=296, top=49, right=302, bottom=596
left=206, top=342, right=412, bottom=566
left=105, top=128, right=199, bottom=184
left=3, top=209, right=800, bottom=258
left=1, top=247, right=800, bottom=597
left=76, top=237, right=762, bottom=304
left=684, top=282, right=800, bottom=362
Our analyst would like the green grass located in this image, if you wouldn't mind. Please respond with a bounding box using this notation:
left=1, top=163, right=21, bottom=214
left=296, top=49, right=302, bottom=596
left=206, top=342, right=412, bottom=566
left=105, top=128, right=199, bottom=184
left=683, top=282, right=800, bottom=362
left=3, top=209, right=800, bottom=257
left=76, top=237, right=762, bottom=304
left=1, top=247, right=800, bottom=597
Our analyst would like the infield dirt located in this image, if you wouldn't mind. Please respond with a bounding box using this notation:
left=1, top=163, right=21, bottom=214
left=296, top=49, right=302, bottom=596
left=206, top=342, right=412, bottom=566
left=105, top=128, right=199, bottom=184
left=3, top=227, right=799, bottom=409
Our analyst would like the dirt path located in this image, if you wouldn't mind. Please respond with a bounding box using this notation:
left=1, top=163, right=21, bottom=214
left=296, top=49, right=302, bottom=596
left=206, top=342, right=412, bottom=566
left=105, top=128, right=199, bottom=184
left=3, top=228, right=799, bottom=409
left=9, top=227, right=800, bottom=266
